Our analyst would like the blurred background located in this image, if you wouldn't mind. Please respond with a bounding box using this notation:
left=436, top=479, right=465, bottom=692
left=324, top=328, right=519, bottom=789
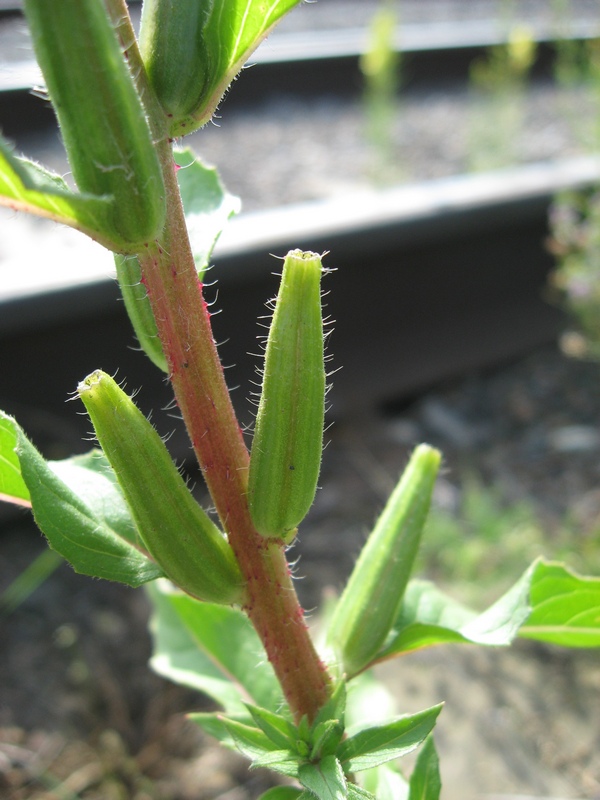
left=2, top=2, right=600, bottom=799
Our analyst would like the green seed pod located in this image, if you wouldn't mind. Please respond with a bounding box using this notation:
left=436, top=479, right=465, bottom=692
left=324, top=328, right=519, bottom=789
left=114, top=254, right=168, bottom=373
left=327, top=445, right=441, bottom=677
left=248, top=250, right=326, bottom=539
left=23, top=0, right=165, bottom=248
left=139, top=0, right=212, bottom=124
left=77, top=371, right=243, bottom=605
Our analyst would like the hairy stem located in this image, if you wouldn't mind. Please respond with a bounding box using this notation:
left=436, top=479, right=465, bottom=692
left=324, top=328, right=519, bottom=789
left=138, top=141, right=331, bottom=721
left=109, top=7, right=333, bottom=715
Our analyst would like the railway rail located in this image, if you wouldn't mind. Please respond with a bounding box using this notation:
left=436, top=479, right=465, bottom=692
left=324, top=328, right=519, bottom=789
left=1, top=10, right=599, bottom=454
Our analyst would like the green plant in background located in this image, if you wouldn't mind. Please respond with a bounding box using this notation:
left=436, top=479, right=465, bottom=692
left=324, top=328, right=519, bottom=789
left=422, top=478, right=600, bottom=606
left=1, top=2, right=600, bottom=798
left=360, top=1, right=401, bottom=182
left=548, top=188, right=600, bottom=359
left=467, top=23, right=536, bottom=172
left=552, top=0, right=600, bottom=151
left=547, top=3, right=600, bottom=359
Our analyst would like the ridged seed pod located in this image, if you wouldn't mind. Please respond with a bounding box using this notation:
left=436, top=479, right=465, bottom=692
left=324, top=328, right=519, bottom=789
left=77, top=371, right=243, bottom=605
left=23, top=0, right=165, bottom=249
left=327, top=444, right=441, bottom=677
left=139, top=0, right=212, bottom=124
left=248, top=250, right=326, bottom=540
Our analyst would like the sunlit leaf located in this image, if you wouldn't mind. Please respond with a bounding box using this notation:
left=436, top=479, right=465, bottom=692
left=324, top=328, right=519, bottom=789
left=408, top=736, right=441, bottom=800
left=148, top=580, right=284, bottom=714
left=519, top=560, right=600, bottom=646
left=0, top=412, right=30, bottom=505
left=257, top=788, right=306, bottom=800
left=338, top=705, right=443, bottom=773
left=377, top=559, right=600, bottom=660
left=1, top=412, right=162, bottom=586
left=361, top=763, right=409, bottom=800
left=175, top=147, right=240, bottom=279
left=298, top=755, right=347, bottom=800
left=0, top=138, right=117, bottom=249
left=376, top=564, right=535, bottom=660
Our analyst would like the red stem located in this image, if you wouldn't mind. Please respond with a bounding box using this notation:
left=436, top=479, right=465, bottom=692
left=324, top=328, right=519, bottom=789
left=137, top=142, right=332, bottom=722
left=108, top=0, right=332, bottom=721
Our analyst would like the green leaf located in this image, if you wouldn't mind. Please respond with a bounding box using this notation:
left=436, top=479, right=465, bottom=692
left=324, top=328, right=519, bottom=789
left=246, top=704, right=297, bottom=751
left=361, top=764, right=409, bottom=800
left=519, top=560, right=600, bottom=646
left=309, top=681, right=346, bottom=760
left=408, top=736, right=441, bottom=800
left=338, top=704, right=443, bottom=773
left=310, top=719, right=345, bottom=761
left=188, top=711, right=237, bottom=745
left=250, top=749, right=302, bottom=778
left=257, top=789, right=306, bottom=800
left=175, top=148, right=240, bottom=280
left=310, top=681, right=346, bottom=733
left=0, top=412, right=30, bottom=505
left=2, top=412, right=162, bottom=587
left=221, top=717, right=281, bottom=759
left=48, top=450, right=143, bottom=550
left=0, top=138, right=117, bottom=250
left=298, top=755, right=347, bottom=800
left=115, top=150, right=238, bottom=373
left=378, top=563, right=535, bottom=660
left=0, top=548, right=63, bottom=615
left=345, top=672, right=398, bottom=730
left=147, top=580, right=283, bottom=714
left=379, top=559, right=600, bottom=659
left=346, top=785, right=376, bottom=800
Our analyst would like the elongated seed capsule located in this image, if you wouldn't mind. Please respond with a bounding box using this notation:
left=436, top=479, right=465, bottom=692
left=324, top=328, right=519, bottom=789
left=23, top=0, right=165, bottom=248
left=77, top=371, right=243, bottom=605
left=248, top=250, right=326, bottom=539
left=115, top=254, right=168, bottom=373
left=327, top=445, right=441, bottom=677
left=139, top=0, right=212, bottom=124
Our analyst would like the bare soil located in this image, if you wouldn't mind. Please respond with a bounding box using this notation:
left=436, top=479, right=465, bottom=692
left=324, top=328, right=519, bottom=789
left=2, top=343, right=600, bottom=799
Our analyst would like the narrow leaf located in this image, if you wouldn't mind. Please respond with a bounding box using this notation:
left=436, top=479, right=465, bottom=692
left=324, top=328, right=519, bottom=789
left=246, top=704, right=297, bottom=751
left=347, top=785, right=377, bottom=800
left=221, top=717, right=280, bottom=760
left=311, top=681, right=346, bottom=734
left=408, top=736, right=441, bottom=800
left=519, top=560, right=600, bottom=646
left=310, top=719, right=345, bottom=760
left=0, top=549, right=62, bottom=615
left=339, top=705, right=443, bottom=773
left=148, top=580, right=283, bottom=714
left=298, top=756, right=347, bottom=800
left=250, top=749, right=302, bottom=777
left=189, top=711, right=238, bottom=746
